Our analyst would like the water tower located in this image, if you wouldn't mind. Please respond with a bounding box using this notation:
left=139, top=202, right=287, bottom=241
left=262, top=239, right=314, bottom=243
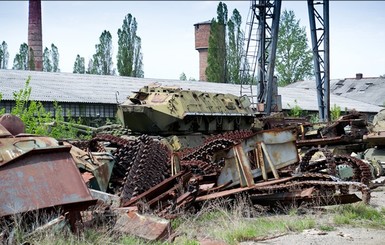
left=194, top=21, right=211, bottom=81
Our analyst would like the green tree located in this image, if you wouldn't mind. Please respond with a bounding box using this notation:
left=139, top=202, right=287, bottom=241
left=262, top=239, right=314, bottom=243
left=179, top=72, right=187, bottom=81
left=73, top=54, right=85, bottom=74
left=90, top=30, right=113, bottom=75
left=28, top=47, right=35, bottom=70
left=43, top=47, right=52, bottom=72
left=42, top=44, right=59, bottom=72
left=51, top=43, right=60, bottom=72
left=0, top=41, right=9, bottom=69
left=276, top=10, right=313, bottom=86
left=227, top=9, right=244, bottom=84
left=13, top=43, right=29, bottom=70
left=87, top=58, right=94, bottom=74
left=117, top=13, right=143, bottom=77
left=206, top=2, right=228, bottom=83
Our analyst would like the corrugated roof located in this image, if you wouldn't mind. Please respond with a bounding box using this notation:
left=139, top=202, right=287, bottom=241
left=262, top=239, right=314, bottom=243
left=287, top=77, right=385, bottom=107
left=0, top=69, right=382, bottom=113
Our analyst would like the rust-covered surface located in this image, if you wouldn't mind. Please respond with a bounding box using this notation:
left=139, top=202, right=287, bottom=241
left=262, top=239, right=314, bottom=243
left=217, top=127, right=299, bottom=187
left=0, top=135, right=58, bottom=167
left=114, top=211, right=171, bottom=241
left=0, top=113, right=25, bottom=135
left=0, top=146, right=94, bottom=217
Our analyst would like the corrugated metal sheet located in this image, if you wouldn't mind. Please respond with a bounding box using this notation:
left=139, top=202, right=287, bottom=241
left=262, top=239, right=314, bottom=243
left=0, top=69, right=382, bottom=113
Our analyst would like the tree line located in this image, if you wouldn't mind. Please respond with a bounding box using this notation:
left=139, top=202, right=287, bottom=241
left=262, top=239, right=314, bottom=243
left=1, top=3, right=318, bottom=84
left=0, top=13, right=143, bottom=78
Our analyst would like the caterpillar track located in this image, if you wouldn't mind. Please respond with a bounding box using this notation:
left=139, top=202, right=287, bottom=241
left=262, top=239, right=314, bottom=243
left=75, top=131, right=372, bottom=212
left=84, top=134, right=171, bottom=202
left=298, top=147, right=372, bottom=185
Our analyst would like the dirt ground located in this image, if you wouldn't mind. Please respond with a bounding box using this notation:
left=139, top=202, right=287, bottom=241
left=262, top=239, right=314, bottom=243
left=240, top=182, right=385, bottom=245
left=245, top=227, right=385, bottom=245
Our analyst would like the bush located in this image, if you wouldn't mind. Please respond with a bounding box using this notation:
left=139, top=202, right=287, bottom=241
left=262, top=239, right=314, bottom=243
left=287, top=100, right=303, bottom=117
left=3, top=77, right=81, bottom=139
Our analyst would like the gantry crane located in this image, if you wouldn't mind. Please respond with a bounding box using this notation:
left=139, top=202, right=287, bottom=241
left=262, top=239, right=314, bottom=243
left=240, top=0, right=330, bottom=122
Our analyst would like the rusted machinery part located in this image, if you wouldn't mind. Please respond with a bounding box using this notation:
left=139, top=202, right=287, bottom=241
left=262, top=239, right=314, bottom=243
left=202, top=129, right=256, bottom=144
left=181, top=138, right=238, bottom=161
left=299, top=147, right=372, bottom=186
left=334, top=155, right=372, bottom=186
left=119, top=135, right=171, bottom=203
left=0, top=113, right=25, bottom=135
left=299, top=147, right=336, bottom=175
left=292, top=172, right=335, bottom=181
left=93, top=133, right=132, bottom=147
left=181, top=130, right=254, bottom=161
left=68, top=139, right=105, bottom=152
left=109, top=140, right=138, bottom=193
left=180, top=159, right=224, bottom=175
left=252, top=179, right=371, bottom=204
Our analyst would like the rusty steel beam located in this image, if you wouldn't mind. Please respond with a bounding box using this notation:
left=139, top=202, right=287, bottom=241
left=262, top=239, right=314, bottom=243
left=296, top=136, right=345, bottom=147
left=195, top=176, right=296, bottom=202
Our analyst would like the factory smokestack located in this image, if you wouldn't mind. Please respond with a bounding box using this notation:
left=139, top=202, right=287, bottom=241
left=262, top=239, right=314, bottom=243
left=28, top=0, right=43, bottom=71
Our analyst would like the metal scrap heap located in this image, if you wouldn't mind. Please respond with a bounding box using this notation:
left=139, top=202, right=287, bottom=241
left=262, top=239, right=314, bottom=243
left=1, top=109, right=383, bottom=242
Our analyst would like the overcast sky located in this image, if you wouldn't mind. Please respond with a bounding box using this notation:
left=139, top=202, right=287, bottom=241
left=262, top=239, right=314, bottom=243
left=1, top=1, right=385, bottom=80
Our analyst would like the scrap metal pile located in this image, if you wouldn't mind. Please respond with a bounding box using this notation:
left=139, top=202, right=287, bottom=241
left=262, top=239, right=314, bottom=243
left=1, top=86, right=385, bottom=241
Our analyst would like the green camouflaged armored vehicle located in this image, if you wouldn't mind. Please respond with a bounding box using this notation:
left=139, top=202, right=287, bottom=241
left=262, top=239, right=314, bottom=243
left=117, top=84, right=255, bottom=135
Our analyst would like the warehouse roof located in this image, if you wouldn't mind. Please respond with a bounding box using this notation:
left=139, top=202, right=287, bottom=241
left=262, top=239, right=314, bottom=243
left=0, top=69, right=382, bottom=113
left=286, top=76, right=385, bottom=107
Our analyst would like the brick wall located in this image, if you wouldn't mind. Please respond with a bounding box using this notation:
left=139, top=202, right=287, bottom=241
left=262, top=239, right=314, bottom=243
left=194, top=22, right=211, bottom=81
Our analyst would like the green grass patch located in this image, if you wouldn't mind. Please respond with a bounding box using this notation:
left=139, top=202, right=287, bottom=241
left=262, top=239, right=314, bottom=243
left=332, top=203, right=385, bottom=228
left=202, top=215, right=315, bottom=245
left=318, top=225, right=336, bottom=231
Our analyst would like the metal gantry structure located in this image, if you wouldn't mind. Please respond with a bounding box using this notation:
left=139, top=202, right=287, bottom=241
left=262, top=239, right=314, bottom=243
left=240, top=0, right=281, bottom=115
left=308, top=0, right=330, bottom=122
left=241, top=0, right=330, bottom=121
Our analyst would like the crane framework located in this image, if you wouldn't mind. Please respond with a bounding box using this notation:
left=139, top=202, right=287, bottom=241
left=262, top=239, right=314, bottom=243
left=241, top=0, right=330, bottom=122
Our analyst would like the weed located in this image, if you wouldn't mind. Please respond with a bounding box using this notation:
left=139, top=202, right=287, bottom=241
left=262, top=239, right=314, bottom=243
left=285, top=218, right=315, bottom=231
left=318, top=225, right=335, bottom=231
left=331, top=104, right=341, bottom=121
left=287, top=99, right=303, bottom=117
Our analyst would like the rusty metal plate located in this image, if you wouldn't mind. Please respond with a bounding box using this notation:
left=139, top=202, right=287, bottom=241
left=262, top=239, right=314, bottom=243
left=114, top=211, right=171, bottom=241
left=0, top=135, right=58, bottom=167
left=0, top=146, right=94, bottom=217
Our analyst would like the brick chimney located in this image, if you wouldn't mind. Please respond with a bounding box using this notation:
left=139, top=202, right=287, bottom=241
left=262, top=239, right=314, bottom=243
left=356, top=73, right=363, bottom=79
left=194, top=21, right=211, bottom=81
left=28, top=0, right=43, bottom=71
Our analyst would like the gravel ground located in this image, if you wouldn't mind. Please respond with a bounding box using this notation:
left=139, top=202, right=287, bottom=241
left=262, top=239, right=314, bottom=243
left=239, top=184, right=385, bottom=245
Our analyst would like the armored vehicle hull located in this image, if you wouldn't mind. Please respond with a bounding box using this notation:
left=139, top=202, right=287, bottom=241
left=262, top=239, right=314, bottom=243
left=117, top=84, right=255, bottom=135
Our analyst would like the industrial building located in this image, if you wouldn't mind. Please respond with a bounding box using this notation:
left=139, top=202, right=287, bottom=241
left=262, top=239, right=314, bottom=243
left=0, top=69, right=382, bottom=123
